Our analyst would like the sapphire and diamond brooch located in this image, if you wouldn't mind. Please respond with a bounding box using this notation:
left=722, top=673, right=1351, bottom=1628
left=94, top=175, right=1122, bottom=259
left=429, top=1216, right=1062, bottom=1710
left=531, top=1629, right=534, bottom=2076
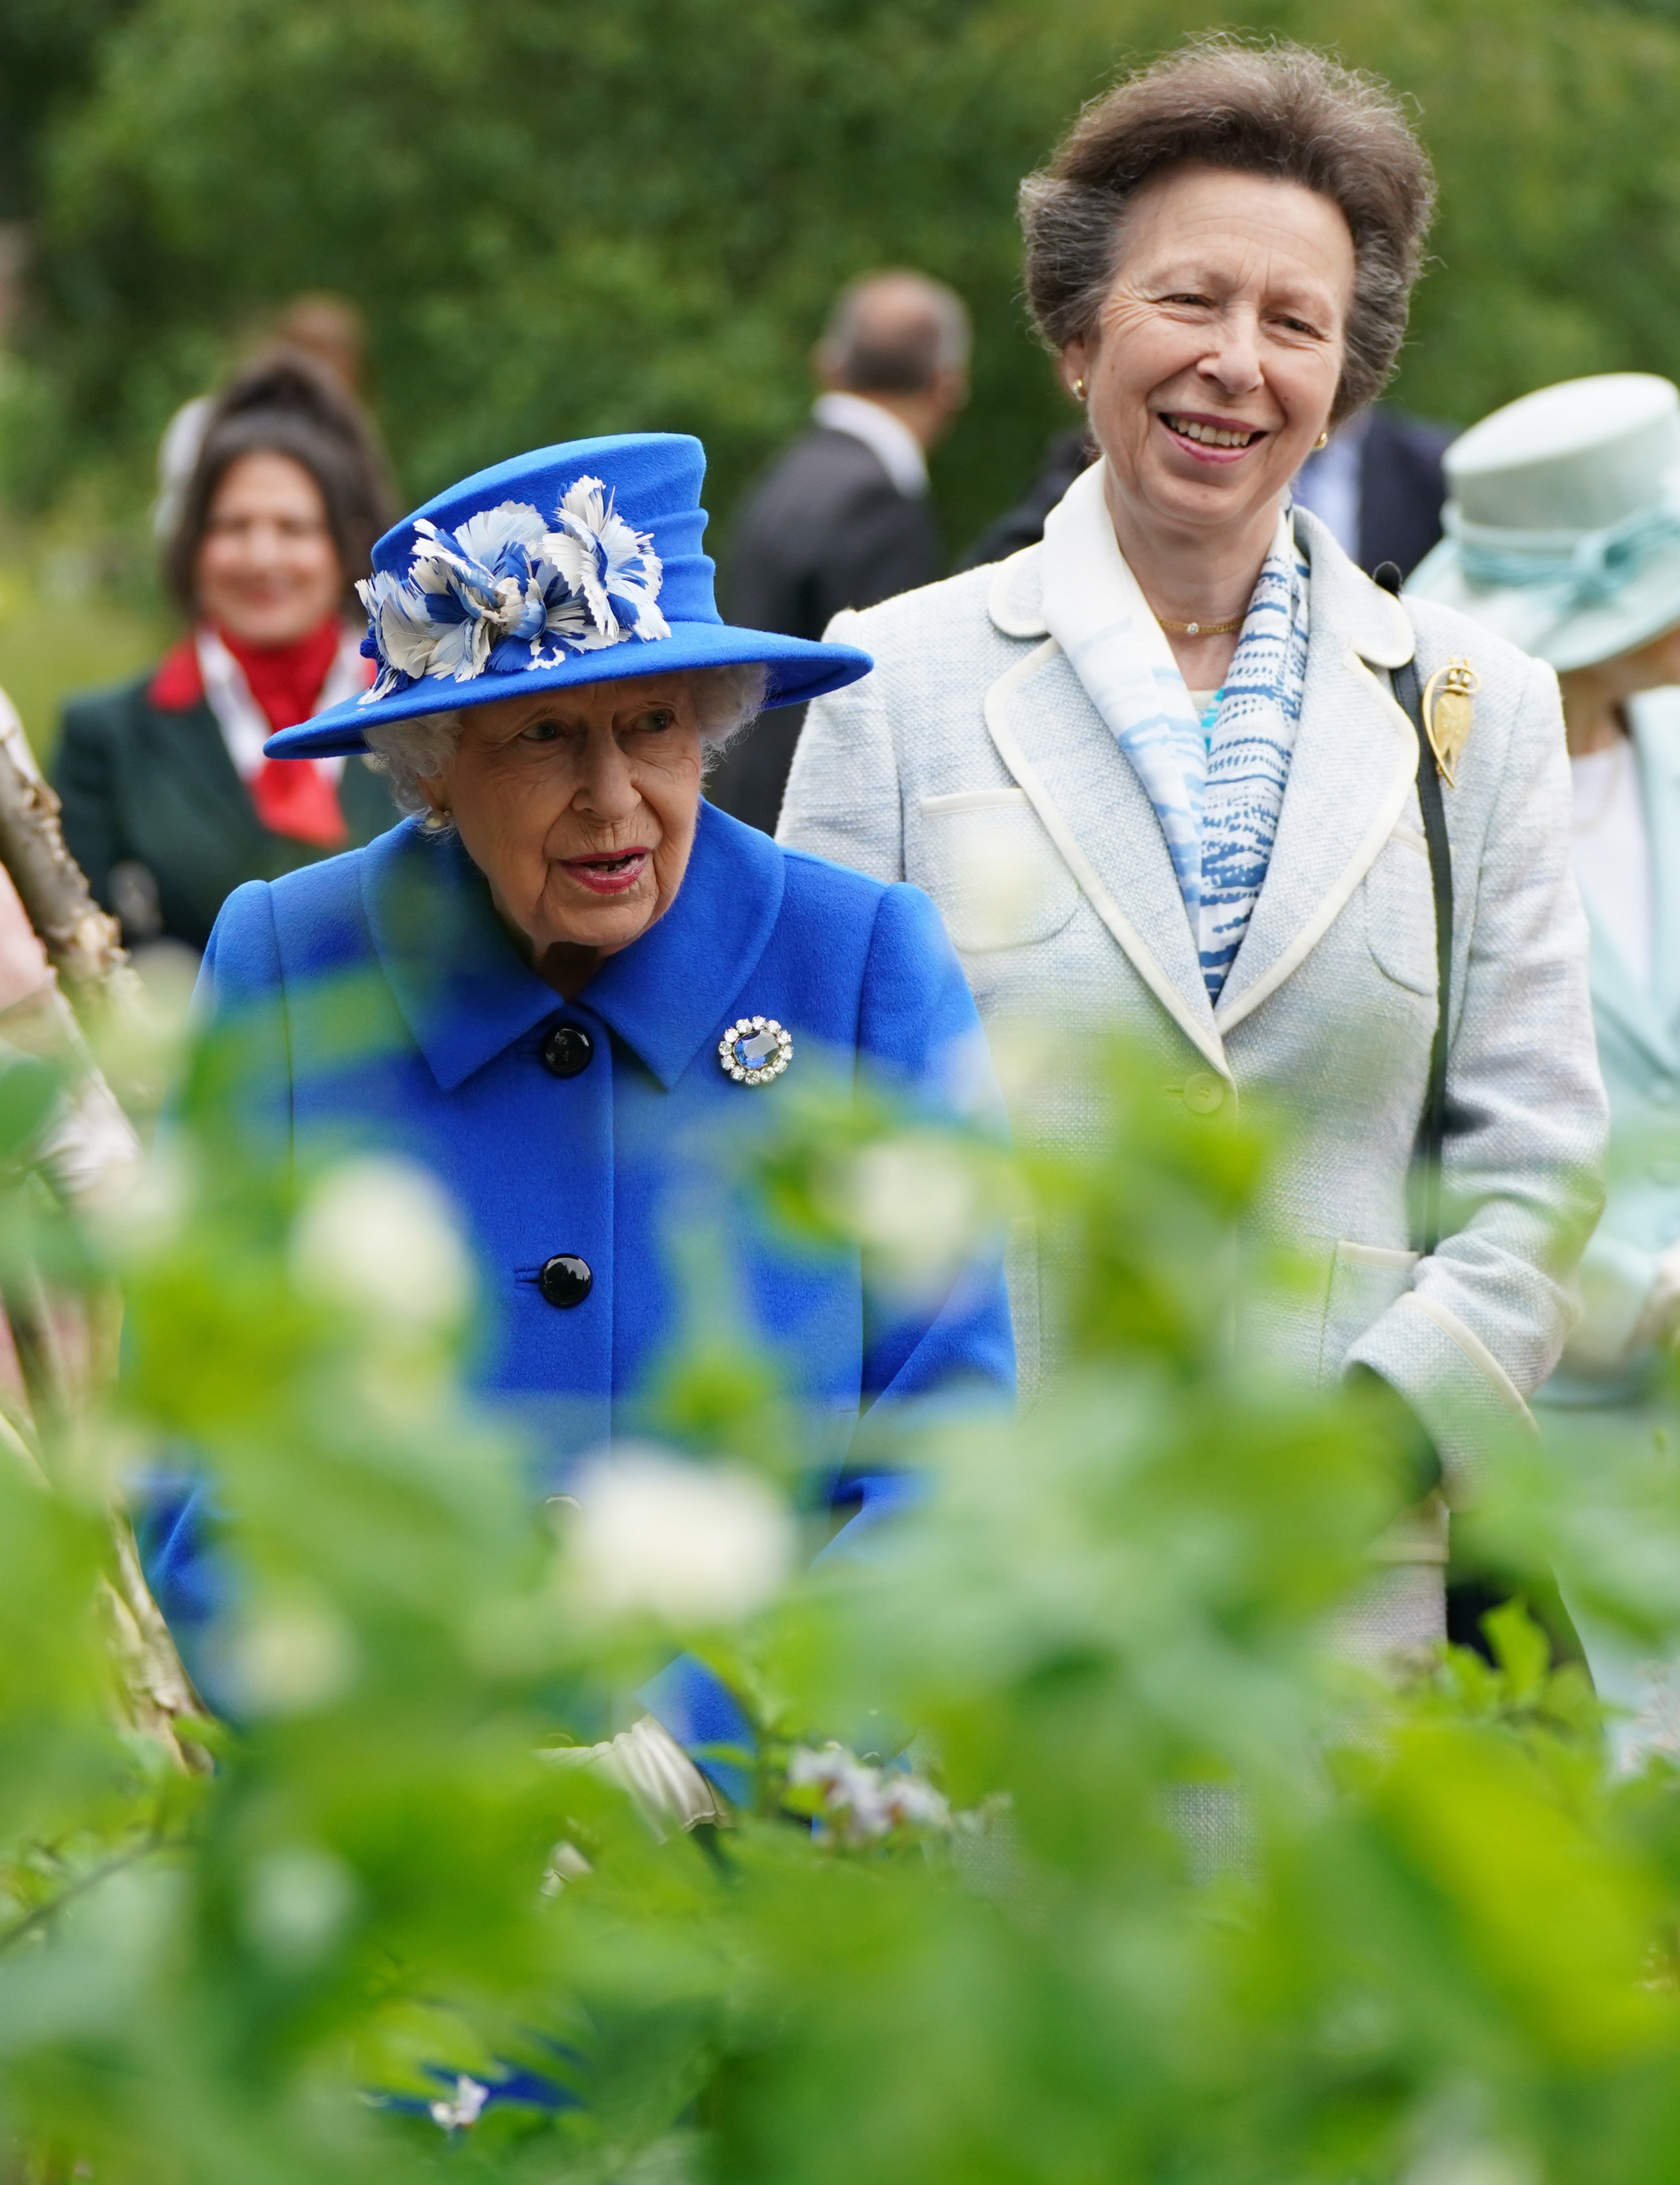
left=720, top=1016, right=793, bottom=1086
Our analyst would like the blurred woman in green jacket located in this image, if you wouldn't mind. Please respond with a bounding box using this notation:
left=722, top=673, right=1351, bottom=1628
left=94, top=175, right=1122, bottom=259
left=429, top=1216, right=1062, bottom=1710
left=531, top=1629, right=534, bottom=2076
left=53, top=352, right=398, bottom=953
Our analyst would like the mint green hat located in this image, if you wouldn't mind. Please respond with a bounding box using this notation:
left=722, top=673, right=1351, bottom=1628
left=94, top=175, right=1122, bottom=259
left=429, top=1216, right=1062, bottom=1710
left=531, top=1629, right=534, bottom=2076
left=1407, top=373, right=1680, bottom=671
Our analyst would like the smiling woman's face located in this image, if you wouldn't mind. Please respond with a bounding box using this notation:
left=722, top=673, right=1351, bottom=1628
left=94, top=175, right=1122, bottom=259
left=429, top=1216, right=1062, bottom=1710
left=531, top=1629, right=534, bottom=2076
left=1062, top=163, right=1356, bottom=553
left=420, top=676, right=705, bottom=992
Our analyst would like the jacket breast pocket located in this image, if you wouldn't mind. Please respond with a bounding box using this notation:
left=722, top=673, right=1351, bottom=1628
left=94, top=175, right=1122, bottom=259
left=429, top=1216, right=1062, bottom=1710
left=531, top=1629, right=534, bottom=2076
left=1363, top=824, right=1438, bottom=996
left=918, top=788, right=1080, bottom=954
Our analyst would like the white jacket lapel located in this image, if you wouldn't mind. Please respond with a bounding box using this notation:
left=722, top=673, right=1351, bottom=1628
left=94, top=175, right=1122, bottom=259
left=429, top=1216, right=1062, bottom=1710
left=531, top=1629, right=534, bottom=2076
left=982, top=548, right=1227, bottom=1075
left=1213, top=513, right=1419, bottom=1035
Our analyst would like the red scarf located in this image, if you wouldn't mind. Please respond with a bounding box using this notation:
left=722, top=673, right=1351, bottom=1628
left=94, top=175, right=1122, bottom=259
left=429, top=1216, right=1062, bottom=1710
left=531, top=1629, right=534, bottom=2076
left=149, top=619, right=355, bottom=848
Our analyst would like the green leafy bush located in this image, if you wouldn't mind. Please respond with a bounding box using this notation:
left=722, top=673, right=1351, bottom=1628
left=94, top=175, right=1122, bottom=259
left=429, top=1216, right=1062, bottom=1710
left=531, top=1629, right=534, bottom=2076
left=4, top=1022, right=1680, bottom=2184
left=21, top=0, right=1680, bottom=550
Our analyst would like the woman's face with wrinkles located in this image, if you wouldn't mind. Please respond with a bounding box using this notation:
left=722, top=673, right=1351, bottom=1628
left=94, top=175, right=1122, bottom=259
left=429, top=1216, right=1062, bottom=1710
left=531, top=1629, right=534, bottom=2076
left=421, top=674, right=705, bottom=989
left=1061, top=163, right=1356, bottom=547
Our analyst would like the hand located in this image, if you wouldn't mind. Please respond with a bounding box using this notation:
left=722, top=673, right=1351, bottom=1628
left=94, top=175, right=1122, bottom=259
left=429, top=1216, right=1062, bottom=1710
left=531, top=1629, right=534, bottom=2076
left=1346, top=1364, right=1442, bottom=1503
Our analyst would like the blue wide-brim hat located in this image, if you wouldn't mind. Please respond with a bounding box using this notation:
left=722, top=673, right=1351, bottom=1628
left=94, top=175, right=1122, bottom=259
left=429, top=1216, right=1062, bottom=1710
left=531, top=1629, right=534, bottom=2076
left=264, top=432, right=873, bottom=758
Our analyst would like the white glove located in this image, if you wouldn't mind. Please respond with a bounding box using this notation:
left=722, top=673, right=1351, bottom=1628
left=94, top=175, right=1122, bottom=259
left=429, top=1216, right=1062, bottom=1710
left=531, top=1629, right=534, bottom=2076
left=542, top=1714, right=727, bottom=1840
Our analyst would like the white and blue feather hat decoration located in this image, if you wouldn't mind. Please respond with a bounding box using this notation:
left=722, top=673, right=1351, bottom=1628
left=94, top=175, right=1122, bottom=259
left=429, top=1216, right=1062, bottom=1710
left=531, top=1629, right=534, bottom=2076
left=1408, top=373, right=1680, bottom=672
left=265, top=432, right=874, bottom=758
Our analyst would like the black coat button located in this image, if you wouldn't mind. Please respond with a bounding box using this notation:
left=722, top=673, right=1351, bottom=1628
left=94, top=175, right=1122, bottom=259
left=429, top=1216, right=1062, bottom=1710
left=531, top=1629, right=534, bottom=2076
left=541, top=1024, right=594, bottom=1078
left=538, top=1254, right=593, bottom=1309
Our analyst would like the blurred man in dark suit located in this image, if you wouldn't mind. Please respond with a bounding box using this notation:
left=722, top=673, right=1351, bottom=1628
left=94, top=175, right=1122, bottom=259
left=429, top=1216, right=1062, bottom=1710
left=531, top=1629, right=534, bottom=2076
left=708, top=270, right=970, bottom=834
left=1290, top=405, right=1454, bottom=578
left=954, top=427, right=1092, bottom=572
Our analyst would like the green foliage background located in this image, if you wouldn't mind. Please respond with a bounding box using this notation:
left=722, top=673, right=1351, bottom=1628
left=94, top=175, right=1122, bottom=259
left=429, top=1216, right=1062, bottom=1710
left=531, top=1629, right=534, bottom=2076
left=9, top=0, right=1680, bottom=565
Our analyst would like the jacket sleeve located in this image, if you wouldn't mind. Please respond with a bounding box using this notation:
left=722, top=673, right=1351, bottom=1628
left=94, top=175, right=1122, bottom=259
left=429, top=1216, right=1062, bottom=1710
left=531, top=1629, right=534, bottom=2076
left=197, top=877, right=282, bottom=1005
left=1347, top=652, right=1609, bottom=1494
left=1562, top=1229, right=1659, bottom=1373
left=777, top=608, right=907, bottom=882
left=190, top=879, right=294, bottom=1162
left=811, top=481, right=939, bottom=629
left=137, top=881, right=292, bottom=1698
left=852, top=880, right=1016, bottom=1432
left=51, top=697, right=128, bottom=910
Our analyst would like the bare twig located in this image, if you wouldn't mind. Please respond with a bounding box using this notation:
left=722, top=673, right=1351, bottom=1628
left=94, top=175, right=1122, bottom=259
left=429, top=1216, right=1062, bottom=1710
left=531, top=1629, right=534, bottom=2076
left=0, top=688, right=209, bottom=1772
left=0, top=693, right=132, bottom=1004
left=0, top=1835, right=167, bottom=1960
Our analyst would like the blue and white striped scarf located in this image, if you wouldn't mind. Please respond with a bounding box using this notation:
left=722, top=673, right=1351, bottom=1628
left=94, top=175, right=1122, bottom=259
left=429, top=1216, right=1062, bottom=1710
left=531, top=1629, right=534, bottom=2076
left=1041, top=463, right=1309, bottom=1002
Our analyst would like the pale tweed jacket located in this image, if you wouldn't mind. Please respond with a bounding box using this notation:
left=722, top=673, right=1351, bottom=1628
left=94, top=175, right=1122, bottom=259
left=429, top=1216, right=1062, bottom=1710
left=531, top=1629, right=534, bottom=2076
left=779, top=508, right=1607, bottom=1632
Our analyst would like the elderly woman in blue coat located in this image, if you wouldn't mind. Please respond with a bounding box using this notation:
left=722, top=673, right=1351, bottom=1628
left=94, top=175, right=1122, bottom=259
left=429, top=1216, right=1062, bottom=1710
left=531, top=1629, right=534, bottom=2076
left=150, top=431, right=1014, bottom=1808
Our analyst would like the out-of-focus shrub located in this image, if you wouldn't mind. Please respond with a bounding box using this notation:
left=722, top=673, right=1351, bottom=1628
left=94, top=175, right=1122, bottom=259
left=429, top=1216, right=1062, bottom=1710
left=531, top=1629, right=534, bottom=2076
left=3, top=1020, right=1680, bottom=2183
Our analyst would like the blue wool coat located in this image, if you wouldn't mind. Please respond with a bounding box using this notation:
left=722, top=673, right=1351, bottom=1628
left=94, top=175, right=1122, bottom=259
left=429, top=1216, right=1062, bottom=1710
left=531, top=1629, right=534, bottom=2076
left=148, top=803, right=1013, bottom=1701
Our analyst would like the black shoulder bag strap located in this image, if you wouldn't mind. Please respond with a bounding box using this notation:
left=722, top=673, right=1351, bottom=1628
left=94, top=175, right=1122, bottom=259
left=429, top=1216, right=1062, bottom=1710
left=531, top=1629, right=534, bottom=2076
left=1373, top=573, right=1586, bottom=1667
left=1372, top=562, right=1453, bottom=1256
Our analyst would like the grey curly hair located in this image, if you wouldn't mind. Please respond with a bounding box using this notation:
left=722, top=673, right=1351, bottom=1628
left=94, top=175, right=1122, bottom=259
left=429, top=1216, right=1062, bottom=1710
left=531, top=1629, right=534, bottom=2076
left=1019, top=37, right=1435, bottom=427
left=362, top=661, right=770, bottom=818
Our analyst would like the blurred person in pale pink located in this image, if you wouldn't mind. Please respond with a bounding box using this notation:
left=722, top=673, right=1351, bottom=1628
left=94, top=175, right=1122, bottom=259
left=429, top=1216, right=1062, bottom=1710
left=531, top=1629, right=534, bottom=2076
left=0, top=698, right=140, bottom=1408
left=53, top=352, right=398, bottom=953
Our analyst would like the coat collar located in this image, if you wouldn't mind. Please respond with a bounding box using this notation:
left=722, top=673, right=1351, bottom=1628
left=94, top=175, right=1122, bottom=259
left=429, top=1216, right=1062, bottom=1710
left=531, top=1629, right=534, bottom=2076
left=361, top=802, right=786, bottom=1093
left=982, top=504, right=1419, bottom=1065
left=983, top=478, right=1222, bottom=1070
left=986, top=543, right=1051, bottom=639
left=983, top=491, right=1414, bottom=664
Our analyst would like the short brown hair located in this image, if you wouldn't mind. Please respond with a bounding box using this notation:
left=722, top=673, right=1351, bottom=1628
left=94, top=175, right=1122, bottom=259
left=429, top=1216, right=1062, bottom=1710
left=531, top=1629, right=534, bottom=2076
left=1020, top=38, right=1435, bottom=425
left=164, top=348, right=396, bottom=619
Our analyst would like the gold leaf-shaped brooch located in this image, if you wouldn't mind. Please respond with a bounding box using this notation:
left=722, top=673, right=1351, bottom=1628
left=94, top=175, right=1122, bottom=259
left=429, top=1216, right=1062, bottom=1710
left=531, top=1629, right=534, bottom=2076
left=1421, top=657, right=1478, bottom=787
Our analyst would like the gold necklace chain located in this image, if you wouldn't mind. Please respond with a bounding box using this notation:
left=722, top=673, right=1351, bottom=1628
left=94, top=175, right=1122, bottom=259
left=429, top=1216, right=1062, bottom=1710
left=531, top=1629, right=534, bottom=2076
left=1156, top=611, right=1246, bottom=638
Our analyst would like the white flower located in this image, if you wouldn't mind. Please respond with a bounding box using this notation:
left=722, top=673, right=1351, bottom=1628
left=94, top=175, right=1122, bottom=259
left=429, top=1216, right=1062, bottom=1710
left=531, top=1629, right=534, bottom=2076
left=357, top=475, right=669, bottom=700
left=546, top=476, right=670, bottom=648
left=361, top=567, right=443, bottom=698
left=565, top=1445, right=795, bottom=1625
left=1407, top=2146, right=1536, bottom=2185
left=223, top=1593, right=358, bottom=1714
left=405, top=504, right=558, bottom=683
left=244, top=1845, right=357, bottom=1965
left=787, top=1743, right=951, bottom=1843
left=429, top=2076, right=490, bottom=2132
left=839, top=1136, right=984, bottom=1291
left=290, top=1156, right=473, bottom=1336
left=449, top=498, right=550, bottom=572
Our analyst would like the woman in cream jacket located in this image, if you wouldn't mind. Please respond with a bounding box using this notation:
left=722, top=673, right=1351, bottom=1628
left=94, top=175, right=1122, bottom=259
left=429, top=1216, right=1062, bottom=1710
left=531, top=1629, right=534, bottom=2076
left=779, top=42, right=1606, bottom=1656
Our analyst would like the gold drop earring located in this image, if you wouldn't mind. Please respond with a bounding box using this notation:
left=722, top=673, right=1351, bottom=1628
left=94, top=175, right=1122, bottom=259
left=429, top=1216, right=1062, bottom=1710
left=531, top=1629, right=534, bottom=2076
left=1073, top=376, right=1088, bottom=400
left=1313, top=430, right=1330, bottom=449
